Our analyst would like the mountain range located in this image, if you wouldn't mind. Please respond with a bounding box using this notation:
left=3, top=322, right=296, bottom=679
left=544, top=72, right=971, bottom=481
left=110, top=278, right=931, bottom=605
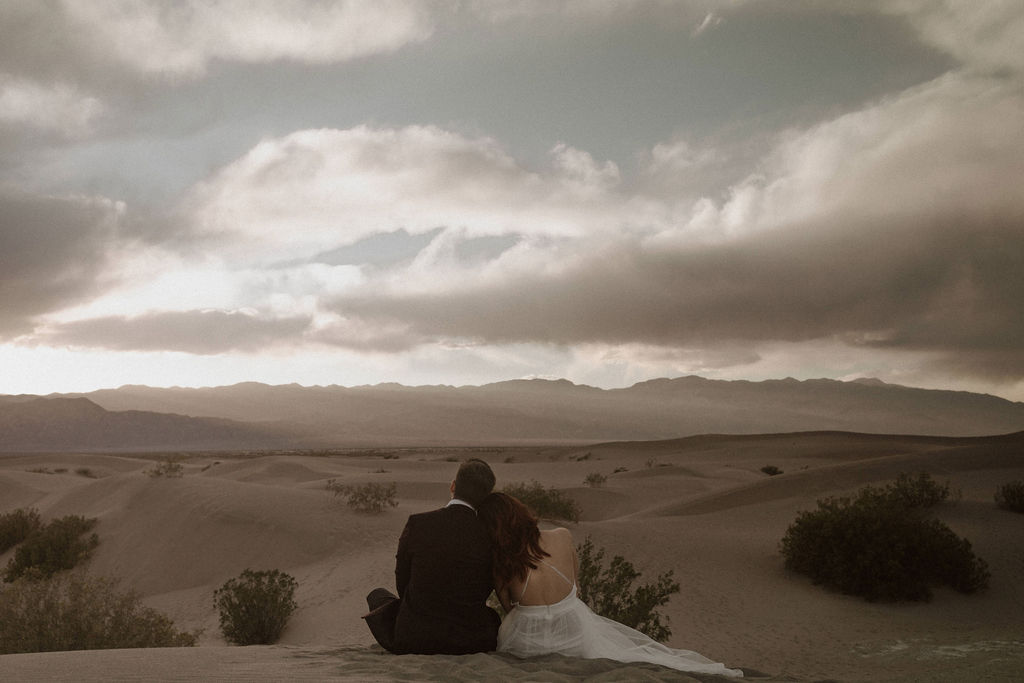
left=2, top=376, right=1023, bottom=452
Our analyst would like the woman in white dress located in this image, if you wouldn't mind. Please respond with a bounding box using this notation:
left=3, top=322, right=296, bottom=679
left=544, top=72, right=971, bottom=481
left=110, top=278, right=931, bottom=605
left=477, top=492, right=743, bottom=677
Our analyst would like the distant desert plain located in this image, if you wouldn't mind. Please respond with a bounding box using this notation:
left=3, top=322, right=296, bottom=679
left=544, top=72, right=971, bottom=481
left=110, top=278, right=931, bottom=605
left=2, top=426, right=1023, bottom=681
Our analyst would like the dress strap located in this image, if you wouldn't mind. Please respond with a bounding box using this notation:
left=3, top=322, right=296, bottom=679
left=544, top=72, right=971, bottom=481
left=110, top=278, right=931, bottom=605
left=516, top=568, right=532, bottom=604
left=540, top=560, right=574, bottom=587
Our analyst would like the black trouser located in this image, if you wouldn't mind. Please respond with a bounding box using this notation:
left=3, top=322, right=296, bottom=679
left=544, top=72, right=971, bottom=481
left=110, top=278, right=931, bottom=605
left=363, top=588, right=401, bottom=652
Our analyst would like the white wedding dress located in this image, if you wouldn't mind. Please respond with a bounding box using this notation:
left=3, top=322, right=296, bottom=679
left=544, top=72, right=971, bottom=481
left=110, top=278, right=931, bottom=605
left=497, top=561, right=743, bottom=677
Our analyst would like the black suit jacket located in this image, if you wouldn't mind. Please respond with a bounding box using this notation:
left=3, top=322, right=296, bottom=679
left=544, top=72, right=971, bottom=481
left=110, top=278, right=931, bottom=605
left=392, top=504, right=500, bottom=654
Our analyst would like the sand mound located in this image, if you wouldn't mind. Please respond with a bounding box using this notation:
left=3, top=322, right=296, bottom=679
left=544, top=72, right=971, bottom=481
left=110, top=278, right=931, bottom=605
left=2, top=432, right=1022, bottom=680
left=0, top=645, right=768, bottom=682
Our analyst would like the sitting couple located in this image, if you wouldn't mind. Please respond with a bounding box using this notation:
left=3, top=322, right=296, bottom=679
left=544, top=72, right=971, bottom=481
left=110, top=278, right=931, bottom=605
left=363, top=459, right=742, bottom=677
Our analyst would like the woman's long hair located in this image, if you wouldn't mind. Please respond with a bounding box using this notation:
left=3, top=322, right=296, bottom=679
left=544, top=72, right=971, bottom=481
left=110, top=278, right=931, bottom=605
left=478, top=492, right=550, bottom=587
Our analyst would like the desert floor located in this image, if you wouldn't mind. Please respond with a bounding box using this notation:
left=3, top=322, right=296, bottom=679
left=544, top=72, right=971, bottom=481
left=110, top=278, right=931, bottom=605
left=2, top=431, right=1023, bottom=681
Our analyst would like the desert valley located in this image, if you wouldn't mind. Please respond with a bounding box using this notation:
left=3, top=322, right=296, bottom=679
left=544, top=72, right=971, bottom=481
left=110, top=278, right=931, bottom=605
left=2, top=379, right=1023, bottom=681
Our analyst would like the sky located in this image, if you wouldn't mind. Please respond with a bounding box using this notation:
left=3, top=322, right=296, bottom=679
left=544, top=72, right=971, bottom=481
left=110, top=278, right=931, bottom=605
left=1, top=1, right=1023, bottom=400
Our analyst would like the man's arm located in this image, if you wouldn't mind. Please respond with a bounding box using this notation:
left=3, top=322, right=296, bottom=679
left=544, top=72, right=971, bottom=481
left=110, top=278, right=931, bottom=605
left=395, top=517, right=414, bottom=597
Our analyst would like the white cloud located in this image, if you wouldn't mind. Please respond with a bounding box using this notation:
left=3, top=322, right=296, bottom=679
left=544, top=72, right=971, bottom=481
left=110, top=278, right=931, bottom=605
left=645, top=138, right=720, bottom=175
left=185, top=125, right=660, bottom=265
left=691, top=12, right=721, bottom=37
left=550, top=142, right=621, bottom=196
left=648, top=72, right=1024, bottom=245
left=0, top=75, right=105, bottom=136
left=888, top=0, right=1024, bottom=73
left=61, top=0, right=435, bottom=78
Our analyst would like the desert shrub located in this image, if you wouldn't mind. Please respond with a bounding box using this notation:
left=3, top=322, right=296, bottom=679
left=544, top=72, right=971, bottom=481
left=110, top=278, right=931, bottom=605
left=326, top=480, right=398, bottom=514
left=486, top=589, right=507, bottom=618
left=761, top=465, right=783, bottom=476
left=147, top=459, right=184, bottom=478
left=583, top=472, right=607, bottom=488
left=502, top=480, right=580, bottom=523
left=613, top=466, right=628, bottom=474
left=995, top=480, right=1024, bottom=513
left=576, top=537, right=680, bottom=642
left=213, top=568, right=298, bottom=645
left=878, top=471, right=954, bottom=508
left=0, top=572, right=198, bottom=654
left=4, top=515, right=99, bottom=582
left=780, top=478, right=989, bottom=602
left=0, top=508, right=42, bottom=554
left=75, top=468, right=98, bottom=479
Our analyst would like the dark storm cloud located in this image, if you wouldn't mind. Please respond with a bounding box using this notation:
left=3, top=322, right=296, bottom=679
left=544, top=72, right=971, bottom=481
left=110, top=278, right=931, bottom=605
left=0, top=189, right=121, bottom=337
left=38, top=309, right=312, bottom=355
left=330, top=212, right=1024, bottom=378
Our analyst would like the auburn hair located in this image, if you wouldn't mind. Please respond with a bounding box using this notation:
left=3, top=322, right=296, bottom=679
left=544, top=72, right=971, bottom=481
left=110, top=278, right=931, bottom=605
left=478, top=492, right=550, bottom=587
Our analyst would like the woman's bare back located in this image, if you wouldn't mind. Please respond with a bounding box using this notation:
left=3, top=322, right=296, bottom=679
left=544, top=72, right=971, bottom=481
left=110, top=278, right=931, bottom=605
left=510, top=527, right=578, bottom=607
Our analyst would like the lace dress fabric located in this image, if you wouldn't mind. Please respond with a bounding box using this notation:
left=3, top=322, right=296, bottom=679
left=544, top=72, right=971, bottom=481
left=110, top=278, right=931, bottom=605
left=498, top=562, right=743, bottom=677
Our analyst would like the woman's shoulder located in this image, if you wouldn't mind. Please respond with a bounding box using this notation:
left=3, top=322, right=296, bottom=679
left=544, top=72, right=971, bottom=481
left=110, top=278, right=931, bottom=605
left=541, top=526, right=574, bottom=547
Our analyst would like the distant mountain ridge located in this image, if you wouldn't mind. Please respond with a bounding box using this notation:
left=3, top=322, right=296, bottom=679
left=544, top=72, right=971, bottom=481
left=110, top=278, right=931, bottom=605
left=0, top=396, right=295, bottom=452
left=2, top=376, right=1022, bottom=452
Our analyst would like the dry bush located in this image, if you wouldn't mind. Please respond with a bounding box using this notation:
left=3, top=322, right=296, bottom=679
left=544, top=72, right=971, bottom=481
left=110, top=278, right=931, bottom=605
left=326, top=480, right=398, bottom=514
left=4, top=515, right=99, bottom=583
left=780, top=473, right=987, bottom=602
left=995, top=480, right=1024, bottom=513
left=0, top=572, right=198, bottom=654
left=502, top=480, right=580, bottom=523
left=213, top=569, right=298, bottom=645
left=147, top=459, right=184, bottom=478
left=576, top=537, right=680, bottom=642
left=0, top=508, right=41, bottom=555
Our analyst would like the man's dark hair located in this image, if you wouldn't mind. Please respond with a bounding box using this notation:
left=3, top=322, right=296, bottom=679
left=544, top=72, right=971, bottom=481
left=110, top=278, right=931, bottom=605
left=453, top=458, right=496, bottom=507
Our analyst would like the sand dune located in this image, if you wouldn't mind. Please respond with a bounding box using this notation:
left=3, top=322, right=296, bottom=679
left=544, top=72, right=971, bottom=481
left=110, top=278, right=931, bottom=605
left=2, top=432, right=1023, bottom=681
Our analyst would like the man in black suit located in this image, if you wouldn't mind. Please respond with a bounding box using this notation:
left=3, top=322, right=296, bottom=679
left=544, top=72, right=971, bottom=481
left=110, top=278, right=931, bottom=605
left=363, top=458, right=500, bottom=654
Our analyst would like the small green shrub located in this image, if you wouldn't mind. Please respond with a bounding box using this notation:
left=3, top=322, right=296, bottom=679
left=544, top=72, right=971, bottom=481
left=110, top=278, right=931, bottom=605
left=583, top=472, right=607, bottom=488
left=576, top=537, right=680, bottom=642
left=995, top=481, right=1024, bottom=513
left=780, top=475, right=988, bottom=602
left=502, top=480, right=580, bottom=523
left=213, top=568, right=298, bottom=645
left=4, top=515, right=99, bottom=582
left=877, top=471, right=954, bottom=508
left=147, top=459, right=184, bottom=478
left=0, top=508, right=42, bottom=554
left=0, top=572, right=198, bottom=654
left=326, top=480, right=398, bottom=514
left=761, top=465, right=783, bottom=476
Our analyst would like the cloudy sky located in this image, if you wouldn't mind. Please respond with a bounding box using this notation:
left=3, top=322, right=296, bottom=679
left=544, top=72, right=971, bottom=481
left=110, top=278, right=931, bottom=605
left=2, top=1, right=1023, bottom=400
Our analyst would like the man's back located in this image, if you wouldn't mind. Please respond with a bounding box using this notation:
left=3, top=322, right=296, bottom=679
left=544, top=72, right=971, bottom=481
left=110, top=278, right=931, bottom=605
left=393, top=504, right=499, bottom=654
